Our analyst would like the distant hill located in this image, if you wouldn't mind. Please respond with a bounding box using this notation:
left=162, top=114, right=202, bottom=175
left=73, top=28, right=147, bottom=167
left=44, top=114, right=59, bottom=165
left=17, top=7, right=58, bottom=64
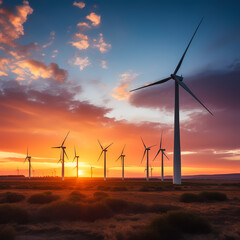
left=182, top=173, right=240, bottom=180
left=0, top=175, right=25, bottom=178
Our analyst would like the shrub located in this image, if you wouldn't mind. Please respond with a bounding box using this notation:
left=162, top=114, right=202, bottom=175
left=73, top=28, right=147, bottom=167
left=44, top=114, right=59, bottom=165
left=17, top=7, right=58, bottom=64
left=180, top=191, right=228, bottom=203
left=28, top=192, right=60, bottom=204
left=0, top=205, right=29, bottom=224
left=0, top=225, right=16, bottom=240
left=180, top=193, right=200, bottom=203
left=0, top=192, right=25, bottom=203
left=198, top=191, right=228, bottom=202
left=68, top=191, right=87, bottom=202
left=111, top=187, right=128, bottom=191
left=93, top=191, right=109, bottom=200
left=119, top=210, right=211, bottom=240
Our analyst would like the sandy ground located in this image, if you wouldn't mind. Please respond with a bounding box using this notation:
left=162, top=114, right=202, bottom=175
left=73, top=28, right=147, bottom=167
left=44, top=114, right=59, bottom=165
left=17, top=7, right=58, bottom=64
left=0, top=178, right=239, bottom=240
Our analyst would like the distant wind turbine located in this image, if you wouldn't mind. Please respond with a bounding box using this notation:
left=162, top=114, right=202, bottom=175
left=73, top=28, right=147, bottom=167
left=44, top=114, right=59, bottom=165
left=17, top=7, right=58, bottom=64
left=24, top=148, right=31, bottom=179
left=153, top=131, right=169, bottom=181
left=73, top=146, right=79, bottom=178
left=130, top=18, right=213, bottom=184
left=52, top=131, right=70, bottom=181
left=97, top=140, right=113, bottom=181
left=89, top=164, right=95, bottom=178
left=150, top=165, right=154, bottom=178
left=141, top=137, right=156, bottom=181
left=116, top=144, right=126, bottom=181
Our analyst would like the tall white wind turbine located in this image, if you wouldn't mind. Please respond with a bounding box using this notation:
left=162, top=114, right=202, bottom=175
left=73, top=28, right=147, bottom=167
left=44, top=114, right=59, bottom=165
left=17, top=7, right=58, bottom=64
left=116, top=144, right=126, bottom=181
left=141, top=137, right=156, bottom=181
left=52, top=131, right=70, bottom=181
left=97, top=140, right=113, bottom=181
left=130, top=19, right=212, bottom=184
left=24, top=148, right=31, bottom=179
left=153, top=132, right=169, bottom=181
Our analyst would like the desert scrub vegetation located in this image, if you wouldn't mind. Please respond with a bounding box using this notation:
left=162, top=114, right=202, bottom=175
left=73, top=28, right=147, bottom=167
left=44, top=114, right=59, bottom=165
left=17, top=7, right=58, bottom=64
left=36, top=197, right=179, bottom=222
left=0, top=225, right=16, bottom=240
left=118, top=210, right=211, bottom=240
left=28, top=192, right=60, bottom=204
left=180, top=191, right=228, bottom=203
left=0, top=205, right=29, bottom=224
left=68, top=191, right=87, bottom=202
left=0, top=192, right=25, bottom=203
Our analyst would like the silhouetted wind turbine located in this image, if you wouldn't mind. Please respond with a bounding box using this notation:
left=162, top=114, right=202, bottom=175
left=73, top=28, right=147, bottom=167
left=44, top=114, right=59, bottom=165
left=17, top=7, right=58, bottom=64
left=153, top=131, right=169, bottom=181
left=141, top=137, right=156, bottom=181
left=89, top=164, right=95, bottom=178
left=52, top=131, right=70, bottom=181
left=73, top=146, right=79, bottom=178
left=97, top=140, right=113, bottom=181
left=24, top=148, right=31, bottom=179
left=130, top=18, right=212, bottom=184
left=150, top=165, right=154, bottom=178
left=116, top=144, right=126, bottom=181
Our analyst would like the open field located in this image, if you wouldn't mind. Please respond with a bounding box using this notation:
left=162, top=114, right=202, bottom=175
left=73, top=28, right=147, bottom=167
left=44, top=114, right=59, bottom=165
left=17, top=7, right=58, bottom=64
left=0, top=178, right=239, bottom=240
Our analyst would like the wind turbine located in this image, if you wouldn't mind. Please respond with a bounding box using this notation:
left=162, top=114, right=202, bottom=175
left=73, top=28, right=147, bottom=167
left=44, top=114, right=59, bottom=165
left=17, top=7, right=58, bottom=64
left=150, top=165, right=154, bottom=178
left=97, top=140, right=113, bottom=181
left=130, top=18, right=213, bottom=184
left=24, top=148, right=31, bottom=179
left=73, top=146, right=79, bottom=178
left=116, top=144, right=126, bottom=181
left=89, top=164, right=95, bottom=178
left=153, top=132, right=170, bottom=181
left=141, top=137, right=156, bottom=181
left=52, top=131, right=70, bottom=181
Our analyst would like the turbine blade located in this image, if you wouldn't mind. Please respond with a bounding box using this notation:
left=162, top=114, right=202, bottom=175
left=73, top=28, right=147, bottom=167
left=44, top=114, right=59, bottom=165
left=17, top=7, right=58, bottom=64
left=148, top=144, right=156, bottom=149
left=163, top=152, right=169, bottom=160
left=98, top=139, right=103, bottom=150
left=105, top=142, right=113, bottom=150
left=141, top=149, right=146, bottom=164
left=74, top=146, right=76, bottom=157
left=97, top=150, right=104, bottom=162
left=63, top=149, right=69, bottom=160
left=57, top=159, right=62, bottom=164
left=160, top=130, right=163, bottom=150
left=116, top=155, right=121, bottom=162
left=174, top=18, right=203, bottom=74
left=175, top=77, right=213, bottom=115
left=141, top=137, right=146, bottom=148
left=27, top=147, right=28, bottom=157
left=61, top=131, right=70, bottom=147
left=153, top=149, right=161, bottom=161
left=52, top=147, right=61, bottom=149
left=121, top=144, right=126, bottom=155
left=130, top=77, right=171, bottom=92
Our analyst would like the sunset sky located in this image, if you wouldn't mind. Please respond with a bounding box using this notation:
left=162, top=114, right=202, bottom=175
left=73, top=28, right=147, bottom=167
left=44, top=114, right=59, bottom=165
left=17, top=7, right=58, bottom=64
left=0, top=0, right=240, bottom=178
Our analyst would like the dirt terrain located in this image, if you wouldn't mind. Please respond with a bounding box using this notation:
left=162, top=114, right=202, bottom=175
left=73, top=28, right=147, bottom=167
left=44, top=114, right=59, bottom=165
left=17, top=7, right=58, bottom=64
left=0, top=178, right=239, bottom=240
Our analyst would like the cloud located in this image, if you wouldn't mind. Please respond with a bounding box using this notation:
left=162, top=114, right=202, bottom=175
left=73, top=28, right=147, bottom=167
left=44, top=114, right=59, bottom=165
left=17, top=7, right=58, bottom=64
left=112, top=71, right=139, bottom=100
left=74, top=56, right=90, bottom=70
left=42, top=31, right=55, bottom=49
left=73, top=1, right=85, bottom=9
left=0, top=70, right=7, bottom=76
left=101, top=60, right=107, bottom=69
left=86, top=12, right=101, bottom=26
left=14, top=58, right=68, bottom=82
left=93, top=33, right=111, bottom=53
left=74, top=33, right=88, bottom=40
left=70, top=40, right=89, bottom=50
left=77, top=22, right=91, bottom=29
left=0, top=0, right=33, bottom=46
left=51, top=49, right=58, bottom=58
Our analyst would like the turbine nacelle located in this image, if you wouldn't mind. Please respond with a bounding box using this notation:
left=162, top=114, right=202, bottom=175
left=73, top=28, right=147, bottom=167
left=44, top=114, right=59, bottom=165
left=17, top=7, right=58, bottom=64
left=171, top=74, right=183, bottom=81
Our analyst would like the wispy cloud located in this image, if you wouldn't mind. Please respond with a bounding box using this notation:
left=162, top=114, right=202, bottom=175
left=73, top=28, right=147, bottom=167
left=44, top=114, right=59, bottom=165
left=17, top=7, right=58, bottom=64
left=74, top=56, right=90, bottom=70
left=93, top=33, right=111, bottom=53
left=112, top=71, right=139, bottom=100
left=86, top=12, right=101, bottom=26
left=73, top=1, right=85, bottom=9
left=101, top=60, right=107, bottom=69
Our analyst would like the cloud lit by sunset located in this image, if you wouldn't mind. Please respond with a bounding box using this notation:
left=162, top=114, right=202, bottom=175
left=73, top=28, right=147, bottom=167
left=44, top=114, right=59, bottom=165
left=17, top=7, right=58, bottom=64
left=0, top=0, right=239, bottom=179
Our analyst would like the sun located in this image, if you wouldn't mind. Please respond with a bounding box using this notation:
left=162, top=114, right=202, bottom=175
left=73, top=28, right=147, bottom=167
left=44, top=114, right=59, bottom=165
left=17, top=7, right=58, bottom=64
left=78, top=170, right=83, bottom=176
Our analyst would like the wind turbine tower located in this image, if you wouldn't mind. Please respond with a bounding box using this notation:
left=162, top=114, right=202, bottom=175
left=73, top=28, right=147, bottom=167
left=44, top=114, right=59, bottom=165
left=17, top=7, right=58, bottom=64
left=52, top=131, right=70, bottom=181
left=153, top=132, right=169, bottom=181
left=73, top=146, right=79, bottom=178
left=24, top=148, right=31, bottom=179
left=130, top=18, right=212, bottom=184
left=141, top=137, right=156, bottom=181
left=116, top=144, right=126, bottom=181
left=97, top=140, right=113, bottom=181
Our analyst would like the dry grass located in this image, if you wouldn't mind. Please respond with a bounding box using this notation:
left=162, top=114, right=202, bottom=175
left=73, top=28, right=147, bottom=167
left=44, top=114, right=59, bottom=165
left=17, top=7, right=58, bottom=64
left=0, top=225, right=16, bottom=240
left=0, top=192, right=25, bottom=203
left=28, top=192, right=60, bottom=204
